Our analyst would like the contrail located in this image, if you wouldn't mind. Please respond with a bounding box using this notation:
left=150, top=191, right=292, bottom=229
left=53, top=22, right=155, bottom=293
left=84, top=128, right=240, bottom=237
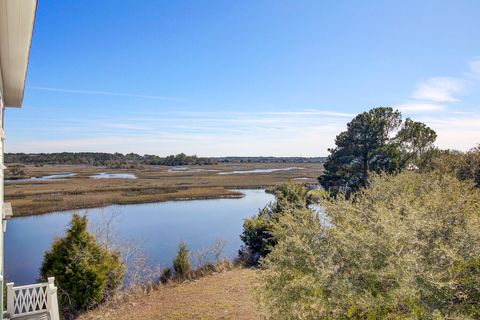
left=27, top=86, right=186, bottom=101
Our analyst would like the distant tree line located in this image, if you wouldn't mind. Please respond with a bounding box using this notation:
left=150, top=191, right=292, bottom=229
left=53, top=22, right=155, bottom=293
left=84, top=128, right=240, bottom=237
left=215, top=156, right=326, bottom=163
left=5, top=152, right=326, bottom=166
left=5, top=152, right=215, bottom=167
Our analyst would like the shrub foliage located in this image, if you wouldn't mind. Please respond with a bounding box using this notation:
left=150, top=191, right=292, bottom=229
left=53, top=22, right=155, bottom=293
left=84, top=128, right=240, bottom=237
left=422, top=145, right=480, bottom=187
left=240, top=183, right=308, bottom=265
left=258, top=172, right=480, bottom=319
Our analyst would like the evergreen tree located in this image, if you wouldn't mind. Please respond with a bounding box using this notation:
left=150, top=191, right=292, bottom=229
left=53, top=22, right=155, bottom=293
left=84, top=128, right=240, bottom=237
left=173, top=242, right=191, bottom=277
left=40, top=214, right=125, bottom=316
left=319, top=107, right=436, bottom=195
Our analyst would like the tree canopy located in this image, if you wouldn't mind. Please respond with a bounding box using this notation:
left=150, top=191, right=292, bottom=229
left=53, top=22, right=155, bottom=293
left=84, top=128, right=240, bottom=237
left=319, top=107, right=436, bottom=195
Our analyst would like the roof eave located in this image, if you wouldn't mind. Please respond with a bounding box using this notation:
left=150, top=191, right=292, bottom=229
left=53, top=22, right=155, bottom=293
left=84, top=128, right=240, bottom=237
left=0, top=0, right=37, bottom=108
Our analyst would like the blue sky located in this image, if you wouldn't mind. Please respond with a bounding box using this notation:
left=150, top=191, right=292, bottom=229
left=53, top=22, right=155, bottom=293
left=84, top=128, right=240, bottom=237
left=6, top=0, right=480, bottom=156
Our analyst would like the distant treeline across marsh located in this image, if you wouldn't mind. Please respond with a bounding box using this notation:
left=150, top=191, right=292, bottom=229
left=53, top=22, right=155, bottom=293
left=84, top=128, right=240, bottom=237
left=5, top=152, right=325, bottom=166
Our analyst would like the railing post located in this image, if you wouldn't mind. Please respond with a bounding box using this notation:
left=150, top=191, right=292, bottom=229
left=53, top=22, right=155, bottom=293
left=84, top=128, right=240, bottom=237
left=47, top=277, right=60, bottom=320
left=6, top=282, right=14, bottom=317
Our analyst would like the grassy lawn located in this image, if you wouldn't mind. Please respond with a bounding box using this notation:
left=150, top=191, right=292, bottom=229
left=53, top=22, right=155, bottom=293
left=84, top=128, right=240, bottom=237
left=79, top=268, right=262, bottom=320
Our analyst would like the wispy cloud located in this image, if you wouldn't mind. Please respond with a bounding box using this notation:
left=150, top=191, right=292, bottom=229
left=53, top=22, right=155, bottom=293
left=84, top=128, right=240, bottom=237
left=6, top=109, right=350, bottom=156
left=27, top=86, right=186, bottom=101
left=467, top=56, right=480, bottom=79
left=127, top=110, right=355, bottom=118
left=396, top=102, right=446, bottom=113
left=10, top=110, right=479, bottom=155
left=389, top=57, right=480, bottom=150
left=11, top=57, right=480, bottom=155
left=104, top=123, right=151, bottom=130
left=396, top=57, right=480, bottom=115
left=411, top=77, right=467, bottom=102
left=414, top=113, right=480, bottom=151
left=258, top=110, right=355, bottom=117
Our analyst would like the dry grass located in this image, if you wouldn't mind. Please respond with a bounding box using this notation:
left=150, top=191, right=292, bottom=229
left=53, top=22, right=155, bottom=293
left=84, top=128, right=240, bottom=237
left=6, top=163, right=322, bottom=216
left=79, top=268, right=262, bottom=320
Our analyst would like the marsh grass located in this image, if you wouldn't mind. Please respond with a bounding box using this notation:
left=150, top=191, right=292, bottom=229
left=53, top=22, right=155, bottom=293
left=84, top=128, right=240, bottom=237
left=6, top=163, right=322, bottom=216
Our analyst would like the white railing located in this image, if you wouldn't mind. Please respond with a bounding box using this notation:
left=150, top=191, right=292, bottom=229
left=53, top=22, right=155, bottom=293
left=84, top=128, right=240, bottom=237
left=6, top=277, right=60, bottom=320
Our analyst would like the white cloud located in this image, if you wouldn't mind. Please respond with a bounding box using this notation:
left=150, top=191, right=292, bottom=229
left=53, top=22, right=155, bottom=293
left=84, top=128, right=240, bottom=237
left=419, top=115, right=480, bottom=151
left=6, top=110, right=350, bottom=156
left=258, top=110, right=355, bottom=117
left=411, top=77, right=466, bottom=102
left=14, top=56, right=480, bottom=156
left=9, top=103, right=478, bottom=155
left=104, top=123, right=150, bottom=130
left=396, top=102, right=445, bottom=113
left=27, top=86, right=185, bottom=101
left=467, top=57, right=480, bottom=79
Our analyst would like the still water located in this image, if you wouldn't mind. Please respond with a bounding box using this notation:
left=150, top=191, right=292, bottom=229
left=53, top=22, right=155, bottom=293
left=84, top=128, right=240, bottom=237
left=218, top=167, right=304, bottom=175
left=5, top=172, right=77, bottom=183
left=89, top=172, right=137, bottom=179
left=5, top=189, right=274, bottom=285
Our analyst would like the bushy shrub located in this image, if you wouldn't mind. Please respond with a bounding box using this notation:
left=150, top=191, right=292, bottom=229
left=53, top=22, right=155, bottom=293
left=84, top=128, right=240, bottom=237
left=258, top=172, right=480, bottom=319
left=420, top=145, right=480, bottom=187
left=40, top=214, right=125, bottom=316
left=5, top=164, right=26, bottom=178
left=240, top=183, right=308, bottom=265
left=457, top=145, right=480, bottom=187
left=173, top=242, right=191, bottom=277
left=160, top=267, right=172, bottom=284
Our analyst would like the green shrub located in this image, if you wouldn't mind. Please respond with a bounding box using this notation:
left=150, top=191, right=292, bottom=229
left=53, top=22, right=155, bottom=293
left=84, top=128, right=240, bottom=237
left=457, top=145, right=480, bottom=187
left=173, top=242, right=191, bottom=277
left=40, top=214, right=125, bottom=316
left=240, top=183, right=308, bottom=265
left=420, top=145, right=480, bottom=187
left=258, top=172, right=480, bottom=319
left=160, top=267, right=172, bottom=284
left=239, top=214, right=271, bottom=263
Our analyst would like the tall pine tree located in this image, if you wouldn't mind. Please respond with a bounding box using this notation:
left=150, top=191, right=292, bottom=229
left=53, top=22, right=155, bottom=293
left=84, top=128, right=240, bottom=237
left=319, top=107, right=436, bottom=195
